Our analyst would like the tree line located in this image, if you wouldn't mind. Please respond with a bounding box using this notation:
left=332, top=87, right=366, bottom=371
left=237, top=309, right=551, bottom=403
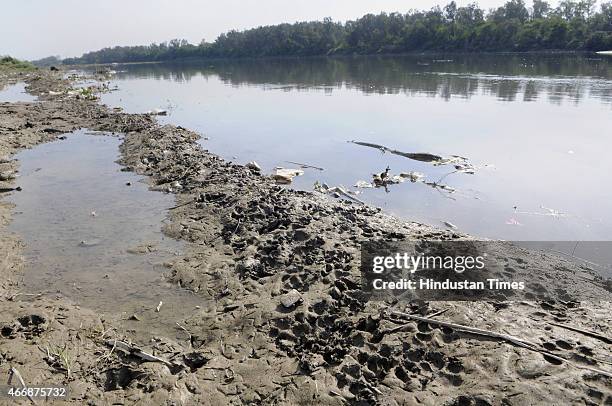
left=61, top=0, right=612, bottom=65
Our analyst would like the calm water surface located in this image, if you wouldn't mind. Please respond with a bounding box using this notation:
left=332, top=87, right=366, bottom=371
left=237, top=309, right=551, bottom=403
left=0, top=82, right=36, bottom=103
left=100, top=54, right=612, bottom=241
left=8, top=131, right=203, bottom=338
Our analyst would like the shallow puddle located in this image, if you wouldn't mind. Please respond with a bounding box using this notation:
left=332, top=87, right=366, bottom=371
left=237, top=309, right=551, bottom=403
left=7, top=130, right=204, bottom=339
left=0, top=82, right=36, bottom=103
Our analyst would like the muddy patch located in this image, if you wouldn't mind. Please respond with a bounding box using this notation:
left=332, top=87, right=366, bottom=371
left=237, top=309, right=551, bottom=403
left=7, top=129, right=204, bottom=339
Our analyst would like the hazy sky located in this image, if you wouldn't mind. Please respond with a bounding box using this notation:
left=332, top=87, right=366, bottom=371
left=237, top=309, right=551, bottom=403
left=3, top=0, right=541, bottom=60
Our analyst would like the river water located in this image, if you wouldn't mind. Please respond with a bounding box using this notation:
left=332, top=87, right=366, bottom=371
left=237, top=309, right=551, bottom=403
left=100, top=54, right=612, bottom=241
left=7, top=131, right=204, bottom=338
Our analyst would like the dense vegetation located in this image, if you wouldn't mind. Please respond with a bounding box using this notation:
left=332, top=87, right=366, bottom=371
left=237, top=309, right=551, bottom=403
left=63, top=0, right=612, bottom=64
left=0, top=56, right=36, bottom=71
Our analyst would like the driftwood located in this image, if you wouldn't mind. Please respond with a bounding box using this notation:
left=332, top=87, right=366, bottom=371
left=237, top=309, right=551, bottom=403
left=350, top=141, right=443, bottom=163
left=389, top=310, right=612, bottom=378
left=549, top=322, right=612, bottom=345
left=285, top=161, right=324, bottom=171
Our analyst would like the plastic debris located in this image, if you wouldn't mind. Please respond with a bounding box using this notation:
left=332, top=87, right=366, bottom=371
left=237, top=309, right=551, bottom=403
left=273, top=168, right=304, bottom=184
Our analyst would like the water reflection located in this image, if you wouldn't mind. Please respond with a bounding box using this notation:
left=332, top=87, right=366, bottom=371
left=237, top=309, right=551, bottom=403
left=100, top=54, right=612, bottom=241
left=112, top=54, right=612, bottom=105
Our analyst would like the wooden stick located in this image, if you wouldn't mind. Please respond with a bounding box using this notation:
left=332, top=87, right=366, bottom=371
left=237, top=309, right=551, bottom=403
left=285, top=161, right=324, bottom=171
left=8, top=367, right=37, bottom=404
left=549, top=322, right=612, bottom=344
left=389, top=310, right=612, bottom=378
left=104, top=339, right=173, bottom=367
left=390, top=310, right=536, bottom=347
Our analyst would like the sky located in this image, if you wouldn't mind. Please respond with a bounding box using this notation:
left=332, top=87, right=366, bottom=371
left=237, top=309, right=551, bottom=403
left=3, top=0, right=543, bottom=60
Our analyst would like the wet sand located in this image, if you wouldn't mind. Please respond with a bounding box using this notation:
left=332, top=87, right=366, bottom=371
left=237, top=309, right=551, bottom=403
left=0, top=68, right=610, bottom=405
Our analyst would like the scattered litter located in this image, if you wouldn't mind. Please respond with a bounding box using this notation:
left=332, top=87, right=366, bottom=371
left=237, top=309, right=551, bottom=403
left=273, top=168, right=304, bottom=184
left=354, top=180, right=373, bottom=188
left=314, top=182, right=365, bottom=204
left=156, top=301, right=163, bottom=312
left=399, top=171, right=425, bottom=182
left=90, top=211, right=97, bottom=217
left=354, top=166, right=456, bottom=198
left=357, top=171, right=424, bottom=188
left=280, top=289, right=303, bottom=309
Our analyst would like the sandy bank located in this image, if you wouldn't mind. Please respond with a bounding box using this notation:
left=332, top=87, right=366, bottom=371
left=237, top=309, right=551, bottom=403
left=0, top=69, right=610, bottom=405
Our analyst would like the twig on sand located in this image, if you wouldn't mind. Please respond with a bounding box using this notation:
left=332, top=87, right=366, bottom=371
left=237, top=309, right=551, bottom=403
left=104, top=339, right=173, bottom=367
left=97, top=338, right=118, bottom=363
left=388, top=310, right=612, bottom=378
left=390, top=310, right=537, bottom=347
left=427, top=308, right=449, bottom=318
left=8, top=367, right=37, bottom=404
left=383, top=309, right=449, bottom=336
left=175, top=322, right=193, bottom=349
left=549, top=322, right=612, bottom=345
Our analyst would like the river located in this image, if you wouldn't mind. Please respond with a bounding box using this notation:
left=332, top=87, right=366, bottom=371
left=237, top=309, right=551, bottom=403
left=99, top=54, right=612, bottom=241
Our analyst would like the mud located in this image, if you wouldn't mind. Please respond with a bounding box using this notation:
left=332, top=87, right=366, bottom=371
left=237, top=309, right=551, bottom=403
left=0, top=68, right=610, bottom=405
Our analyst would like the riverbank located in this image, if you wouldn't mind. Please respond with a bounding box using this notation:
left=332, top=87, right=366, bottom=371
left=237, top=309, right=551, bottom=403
left=0, top=68, right=610, bottom=405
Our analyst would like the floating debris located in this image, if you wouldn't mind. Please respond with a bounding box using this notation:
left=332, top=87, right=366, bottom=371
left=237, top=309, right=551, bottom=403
left=399, top=171, right=425, bottom=182
left=349, top=140, right=476, bottom=173
left=146, top=108, right=168, bottom=116
left=285, top=160, right=324, bottom=171
left=372, top=166, right=392, bottom=187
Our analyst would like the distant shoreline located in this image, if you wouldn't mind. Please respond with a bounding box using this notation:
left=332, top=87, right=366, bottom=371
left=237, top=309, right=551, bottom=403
left=61, top=50, right=606, bottom=68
